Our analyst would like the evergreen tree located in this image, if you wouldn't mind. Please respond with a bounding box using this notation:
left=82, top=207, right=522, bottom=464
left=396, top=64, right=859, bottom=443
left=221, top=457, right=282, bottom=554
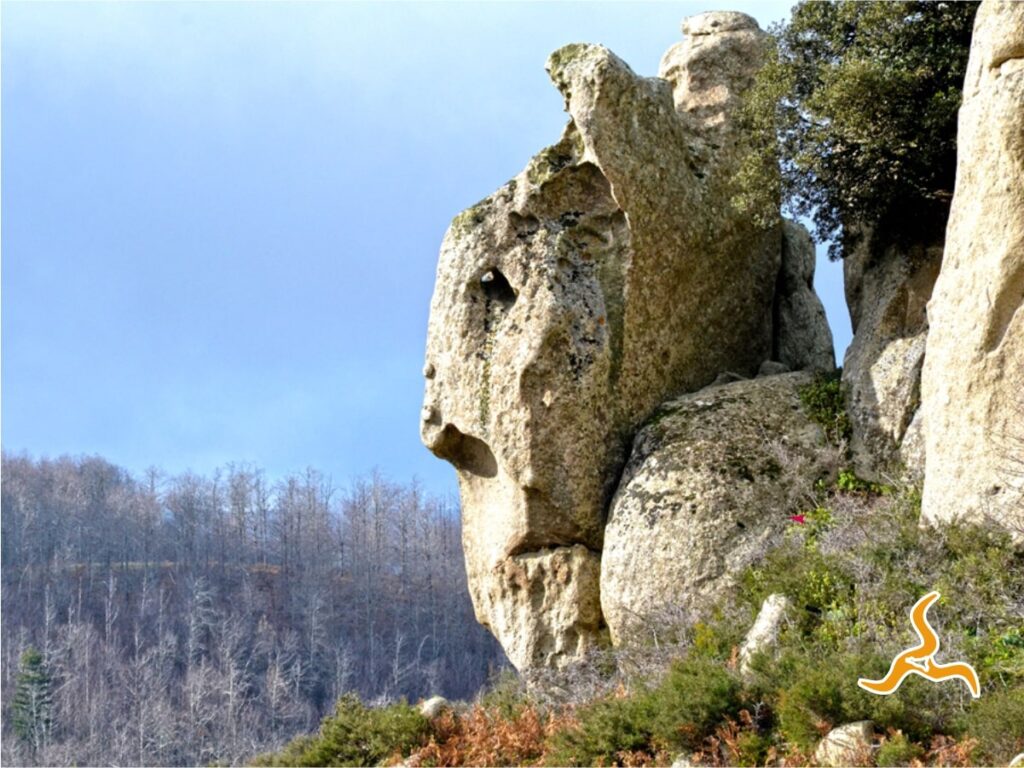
left=739, top=1, right=978, bottom=258
left=12, top=646, right=54, bottom=753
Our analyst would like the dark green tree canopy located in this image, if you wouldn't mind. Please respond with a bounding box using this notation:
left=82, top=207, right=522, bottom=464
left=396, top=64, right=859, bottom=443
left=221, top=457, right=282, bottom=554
left=740, top=1, right=978, bottom=258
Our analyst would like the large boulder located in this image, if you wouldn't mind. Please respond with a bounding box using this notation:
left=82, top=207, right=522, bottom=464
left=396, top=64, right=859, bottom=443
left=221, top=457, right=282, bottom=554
left=921, top=1, right=1024, bottom=537
left=659, top=11, right=771, bottom=141
left=841, top=228, right=942, bottom=482
left=600, top=373, right=832, bottom=644
left=421, top=17, right=782, bottom=669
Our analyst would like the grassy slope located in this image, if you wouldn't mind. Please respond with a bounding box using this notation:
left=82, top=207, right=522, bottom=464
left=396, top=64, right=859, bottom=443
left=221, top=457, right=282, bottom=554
left=256, top=376, right=1024, bottom=767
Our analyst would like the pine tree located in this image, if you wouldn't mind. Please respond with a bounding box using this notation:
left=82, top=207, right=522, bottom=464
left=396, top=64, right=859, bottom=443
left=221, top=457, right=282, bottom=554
left=12, top=646, right=54, bottom=753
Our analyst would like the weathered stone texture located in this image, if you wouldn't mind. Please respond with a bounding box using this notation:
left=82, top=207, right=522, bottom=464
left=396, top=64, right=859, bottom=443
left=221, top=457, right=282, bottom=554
left=815, top=721, right=875, bottom=768
left=660, top=12, right=767, bottom=138
left=921, top=0, right=1024, bottom=536
left=775, top=220, right=835, bottom=374
left=842, top=231, right=942, bottom=482
left=421, top=17, right=786, bottom=669
left=600, top=374, right=830, bottom=644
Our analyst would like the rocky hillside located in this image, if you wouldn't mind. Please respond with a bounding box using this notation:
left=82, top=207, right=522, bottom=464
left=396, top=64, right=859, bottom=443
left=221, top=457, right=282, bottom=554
left=420, top=0, right=1023, bottom=675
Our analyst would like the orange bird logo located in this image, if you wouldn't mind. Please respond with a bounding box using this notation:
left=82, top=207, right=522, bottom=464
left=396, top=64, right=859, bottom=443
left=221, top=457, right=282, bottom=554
left=857, top=591, right=980, bottom=698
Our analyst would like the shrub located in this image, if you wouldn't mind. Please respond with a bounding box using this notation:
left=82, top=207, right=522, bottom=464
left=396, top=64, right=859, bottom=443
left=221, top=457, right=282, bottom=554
left=544, top=691, right=658, bottom=766
left=798, top=371, right=852, bottom=445
left=410, top=704, right=555, bottom=767
left=648, top=656, right=743, bottom=752
left=961, top=686, right=1024, bottom=765
left=477, top=667, right=534, bottom=719
left=544, top=655, right=743, bottom=765
left=253, top=694, right=428, bottom=767
left=876, top=730, right=925, bottom=766
left=740, top=478, right=1024, bottom=754
left=691, top=710, right=772, bottom=768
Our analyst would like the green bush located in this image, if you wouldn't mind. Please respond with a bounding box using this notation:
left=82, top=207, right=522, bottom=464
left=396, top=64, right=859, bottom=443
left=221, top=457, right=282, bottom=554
left=648, top=656, right=743, bottom=752
left=742, top=541, right=854, bottom=639
left=253, top=694, right=429, bottom=767
left=876, top=730, right=924, bottom=766
left=544, top=655, right=742, bottom=765
left=798, top=371, right=852, bottom=445
left=756, top=646, right=950, bottom=749
left=478, top=666, right=533, bottom=719
left=962, top=686, right=1024, bottom=765
left=544, top=693, right=656, bottom=766
left=739, top=479, right=1024, bottom=756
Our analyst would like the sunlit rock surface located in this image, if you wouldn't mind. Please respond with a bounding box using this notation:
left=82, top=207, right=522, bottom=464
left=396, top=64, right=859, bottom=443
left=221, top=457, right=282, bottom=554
left=921, top=0, right=1024, bottom=537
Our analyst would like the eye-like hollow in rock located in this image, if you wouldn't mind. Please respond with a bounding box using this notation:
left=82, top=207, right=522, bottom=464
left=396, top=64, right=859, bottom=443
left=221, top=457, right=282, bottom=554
left=480, top=268, right=517, bottom=308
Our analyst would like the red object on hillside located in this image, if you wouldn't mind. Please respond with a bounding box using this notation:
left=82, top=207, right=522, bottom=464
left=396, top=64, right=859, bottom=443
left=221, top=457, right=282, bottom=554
left=789, top=514, right=806, bottom=524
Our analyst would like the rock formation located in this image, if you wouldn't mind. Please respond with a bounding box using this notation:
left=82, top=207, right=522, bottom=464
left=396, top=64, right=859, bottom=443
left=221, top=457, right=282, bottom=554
left=421, top=13, right=835, bottom=669
left=777, top=221, right=835, bottom=374
left=841, top=228, right=942, bottom=482
left=738, top=593, right=792, bottom=678
left=920, top=0, right=1024, bottom=537
left=601, top=374, right=828, bottom=644
left=814, top=721, right=875, bottom=767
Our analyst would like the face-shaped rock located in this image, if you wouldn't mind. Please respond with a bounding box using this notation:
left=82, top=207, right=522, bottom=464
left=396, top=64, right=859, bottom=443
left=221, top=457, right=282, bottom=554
left=421, top=126, right=622, bottom=668
left=423, top=27, right=780, bottom=669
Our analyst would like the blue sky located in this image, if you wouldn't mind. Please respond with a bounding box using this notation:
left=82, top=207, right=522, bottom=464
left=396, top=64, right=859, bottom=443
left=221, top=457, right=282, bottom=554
left=1, top=1, right=851, bottom=497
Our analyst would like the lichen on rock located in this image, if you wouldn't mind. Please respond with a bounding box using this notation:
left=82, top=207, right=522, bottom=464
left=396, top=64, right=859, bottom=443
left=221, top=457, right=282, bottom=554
left=600, top=373, right=832, bottom=644
left=421, top=12, right=834, bottom=669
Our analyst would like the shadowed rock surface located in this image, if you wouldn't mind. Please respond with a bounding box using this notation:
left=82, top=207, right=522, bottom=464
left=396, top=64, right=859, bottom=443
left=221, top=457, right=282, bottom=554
left=841, top=228, right=942, bottom=482
left=776, top=220, right=835, bottom=374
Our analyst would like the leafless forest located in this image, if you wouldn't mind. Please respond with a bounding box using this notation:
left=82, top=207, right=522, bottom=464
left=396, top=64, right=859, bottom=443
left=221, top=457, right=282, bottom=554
left=0, top=452, right=505, bottom=766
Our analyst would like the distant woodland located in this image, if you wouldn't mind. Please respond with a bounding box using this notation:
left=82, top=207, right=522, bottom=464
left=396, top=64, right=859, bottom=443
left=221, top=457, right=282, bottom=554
left=0, top=452, right=505, bottom=766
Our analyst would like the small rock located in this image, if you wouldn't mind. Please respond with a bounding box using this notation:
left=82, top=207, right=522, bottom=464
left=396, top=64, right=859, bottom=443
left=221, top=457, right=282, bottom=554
left=757, top=360, right=791, bottom=377
left=814, top=721, right=874, bottom=768
left=419, top=696, right=449, bottom=719
left=738, top=593, right=791, bottom=677
left=711, top=371, right=747, bottom=387
left=670, top=754, right=695, bottom=768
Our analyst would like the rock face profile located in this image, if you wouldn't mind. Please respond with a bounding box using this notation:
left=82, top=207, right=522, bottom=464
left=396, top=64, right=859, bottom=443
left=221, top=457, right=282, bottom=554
left=421, top=12, right=834, bottom=669
left=921, top=1, right=1024, bottom=536
left=601, top=374, right=828, bottom=644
